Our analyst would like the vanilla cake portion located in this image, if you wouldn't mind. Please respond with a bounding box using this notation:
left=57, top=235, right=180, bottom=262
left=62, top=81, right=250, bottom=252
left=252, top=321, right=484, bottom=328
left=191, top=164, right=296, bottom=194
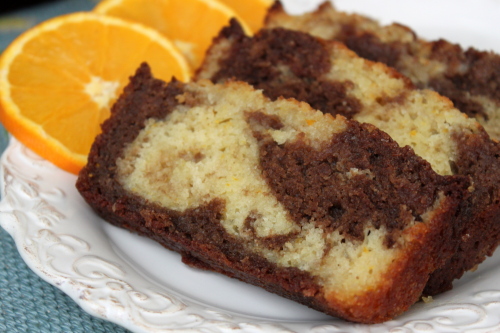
left=265, top=1, right=500, bottom=140
left=195, top=22, right=500, bottom=295
left=77, top=64, right=468, bottom=323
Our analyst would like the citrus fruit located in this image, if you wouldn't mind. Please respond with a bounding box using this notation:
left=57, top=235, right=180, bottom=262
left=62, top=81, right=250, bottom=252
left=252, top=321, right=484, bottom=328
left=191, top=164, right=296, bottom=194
left=94, top=0, right=252, bottom=69
left=219, top=0, right=273, bottom=32
left=0, top=12, right=190, bottom=174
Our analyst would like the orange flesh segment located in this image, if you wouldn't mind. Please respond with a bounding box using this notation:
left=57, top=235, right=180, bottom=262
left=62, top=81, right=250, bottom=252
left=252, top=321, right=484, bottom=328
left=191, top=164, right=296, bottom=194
left=0, top=13, right=190, bottom=174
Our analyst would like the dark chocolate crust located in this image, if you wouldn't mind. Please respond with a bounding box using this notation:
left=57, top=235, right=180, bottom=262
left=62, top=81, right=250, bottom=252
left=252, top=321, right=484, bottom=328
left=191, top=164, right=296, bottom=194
left=196, top=21, right=500, bottom=295
left=77, top=64, right=469, bottom=323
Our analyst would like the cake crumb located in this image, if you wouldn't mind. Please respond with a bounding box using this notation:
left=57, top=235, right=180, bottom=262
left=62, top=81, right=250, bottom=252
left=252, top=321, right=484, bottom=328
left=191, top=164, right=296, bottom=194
left=422, top=296, right=433, bottom=303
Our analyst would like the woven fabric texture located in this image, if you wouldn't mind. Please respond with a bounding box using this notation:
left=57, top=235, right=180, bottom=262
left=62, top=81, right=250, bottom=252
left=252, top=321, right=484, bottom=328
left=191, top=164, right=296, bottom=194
left=0, top=227, right=131, bottom=333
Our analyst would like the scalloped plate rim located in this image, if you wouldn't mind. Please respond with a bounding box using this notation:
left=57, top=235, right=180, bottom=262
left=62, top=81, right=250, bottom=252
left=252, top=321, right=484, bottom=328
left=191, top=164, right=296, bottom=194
left=1, top=0, right=500, bottom=331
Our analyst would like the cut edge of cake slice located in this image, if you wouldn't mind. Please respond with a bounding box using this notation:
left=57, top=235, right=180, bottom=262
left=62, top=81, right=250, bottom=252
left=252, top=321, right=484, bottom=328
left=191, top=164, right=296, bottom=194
left=77, top=63, right=470, bottom=323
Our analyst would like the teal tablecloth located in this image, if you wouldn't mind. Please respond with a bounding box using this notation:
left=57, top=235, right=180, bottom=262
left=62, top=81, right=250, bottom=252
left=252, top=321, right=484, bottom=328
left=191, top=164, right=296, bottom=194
left=0, top=1, right=131, bottom=332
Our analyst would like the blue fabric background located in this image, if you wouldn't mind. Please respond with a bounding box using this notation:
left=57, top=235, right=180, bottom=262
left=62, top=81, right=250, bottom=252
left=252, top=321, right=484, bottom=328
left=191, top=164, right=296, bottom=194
left=0, top=0, right=132, bottom=331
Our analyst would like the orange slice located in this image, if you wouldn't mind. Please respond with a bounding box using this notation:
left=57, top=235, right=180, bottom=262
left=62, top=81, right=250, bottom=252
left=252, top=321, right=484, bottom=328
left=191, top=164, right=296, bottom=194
left=94, top=0, right=252, bottom=69
left=0, top=12, right=190, bottom=174
left=219, top=0, right=273, bottom=32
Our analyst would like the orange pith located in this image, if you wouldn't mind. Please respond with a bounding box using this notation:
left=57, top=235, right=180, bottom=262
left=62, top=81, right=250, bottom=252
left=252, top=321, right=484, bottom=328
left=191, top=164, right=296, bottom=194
left=0, top=12, right=190, bottom=174
left=94, top=0, right=252, bottom=69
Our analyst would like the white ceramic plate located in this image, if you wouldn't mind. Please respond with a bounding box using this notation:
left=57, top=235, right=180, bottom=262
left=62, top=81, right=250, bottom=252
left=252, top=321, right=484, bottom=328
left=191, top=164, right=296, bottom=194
left=1, top=1, right=500, bottom=332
